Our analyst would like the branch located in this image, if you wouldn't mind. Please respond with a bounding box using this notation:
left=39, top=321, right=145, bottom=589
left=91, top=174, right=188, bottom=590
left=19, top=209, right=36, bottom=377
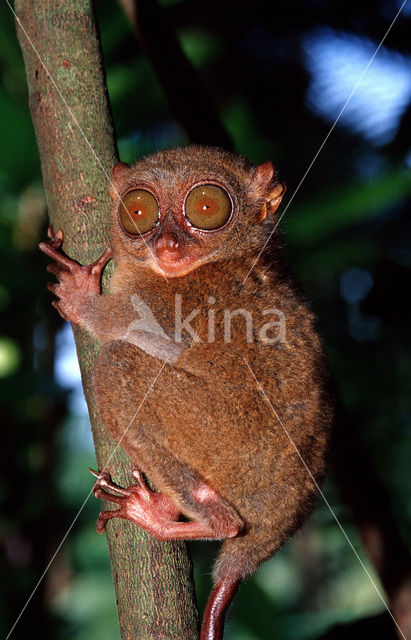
left=15, top=1, right=199, bottom=638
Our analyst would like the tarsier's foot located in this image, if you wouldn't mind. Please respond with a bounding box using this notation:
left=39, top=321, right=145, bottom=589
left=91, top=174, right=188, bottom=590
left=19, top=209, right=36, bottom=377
left=90, top=468, right=181, bottom=536
left=90, top=468, right=241, bottom=541
left=39, top=226, right=112, bottom=324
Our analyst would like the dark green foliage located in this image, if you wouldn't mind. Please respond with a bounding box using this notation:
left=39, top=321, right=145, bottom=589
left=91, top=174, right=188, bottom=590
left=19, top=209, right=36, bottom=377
left=1, top=1, right=410, bottom=638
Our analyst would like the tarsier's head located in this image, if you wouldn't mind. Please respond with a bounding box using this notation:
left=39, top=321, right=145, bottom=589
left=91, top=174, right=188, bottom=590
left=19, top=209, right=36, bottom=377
left=110, top=145, right=285, bottom=278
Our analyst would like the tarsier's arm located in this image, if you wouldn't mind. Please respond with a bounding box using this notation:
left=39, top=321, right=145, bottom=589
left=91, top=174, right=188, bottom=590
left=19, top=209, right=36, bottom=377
left=39, top=229, right=184, bottom=363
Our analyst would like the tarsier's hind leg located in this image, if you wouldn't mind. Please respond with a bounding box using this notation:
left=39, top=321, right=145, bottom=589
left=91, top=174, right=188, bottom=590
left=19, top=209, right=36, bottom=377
left=93, top=341, right=244, bottom=638
left=90, top=468, right=243, bottom=639
left=91, top=466, right=242, bottom=541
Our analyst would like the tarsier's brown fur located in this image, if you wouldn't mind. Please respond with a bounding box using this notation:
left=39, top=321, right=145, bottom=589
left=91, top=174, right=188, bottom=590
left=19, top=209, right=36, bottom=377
left=41, top=146, right=332, bottom=639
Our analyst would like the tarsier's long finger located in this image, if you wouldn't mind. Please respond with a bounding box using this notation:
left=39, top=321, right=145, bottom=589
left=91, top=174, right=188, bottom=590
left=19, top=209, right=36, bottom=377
left=96, top=509, right=119, bottom=534
left=46, top=263, right=65, bottom=276
left=89, top=467, right=110, bottom=480
left=89, top=247, right=113, bottom=275
left=39, top=240, right=75, bottom=270
left=131, top=468, right=148, bottom=488
left=95, top=247, right=113, bottom=266
left=47, top=282, right=59, bottom=294
left=94, top=487, right=127, bottom=503
left=96, top=478, right=130, bottom=498
left=89, top=467, right=120, bottom=488
left=89, top=468, right=130, bottom=498
left=47, top=226, right=63, bottom=249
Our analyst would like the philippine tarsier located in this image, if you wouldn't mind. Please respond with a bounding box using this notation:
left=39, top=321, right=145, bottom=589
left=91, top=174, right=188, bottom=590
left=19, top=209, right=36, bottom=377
left=40, top=146, right=332, bottom=640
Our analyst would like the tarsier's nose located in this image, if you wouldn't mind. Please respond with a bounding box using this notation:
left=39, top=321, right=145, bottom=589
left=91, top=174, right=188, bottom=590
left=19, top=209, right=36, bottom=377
left=155, top=232, right=181, bottom=258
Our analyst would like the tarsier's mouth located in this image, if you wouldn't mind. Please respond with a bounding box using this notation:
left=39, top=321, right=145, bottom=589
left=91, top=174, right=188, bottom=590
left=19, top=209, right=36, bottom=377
left=153, top=251, right=199, bottom=278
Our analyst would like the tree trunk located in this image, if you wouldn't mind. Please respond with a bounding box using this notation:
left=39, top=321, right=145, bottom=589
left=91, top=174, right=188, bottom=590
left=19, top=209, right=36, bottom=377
left=15, top=1, right=199, bottom=638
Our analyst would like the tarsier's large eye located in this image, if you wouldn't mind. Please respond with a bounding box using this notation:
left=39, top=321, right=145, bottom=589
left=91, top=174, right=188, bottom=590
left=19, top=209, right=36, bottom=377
left=185, top=185, right=232, bottom=230
left=119, top=189, right=159, bottom=235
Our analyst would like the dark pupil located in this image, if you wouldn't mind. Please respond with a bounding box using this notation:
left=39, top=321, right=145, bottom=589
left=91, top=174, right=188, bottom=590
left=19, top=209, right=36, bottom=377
left=197, top=199, right=216, bottom=215
left=131, top=204, right=148, bottom=217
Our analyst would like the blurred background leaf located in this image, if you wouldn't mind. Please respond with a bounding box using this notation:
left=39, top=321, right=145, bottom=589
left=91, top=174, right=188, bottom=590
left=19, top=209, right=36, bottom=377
left=1, top=0, right=410, bottom=638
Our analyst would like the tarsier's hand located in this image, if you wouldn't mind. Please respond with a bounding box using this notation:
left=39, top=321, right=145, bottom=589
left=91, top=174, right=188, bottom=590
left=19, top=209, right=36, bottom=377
left=39, top=226, right=112, bottom=325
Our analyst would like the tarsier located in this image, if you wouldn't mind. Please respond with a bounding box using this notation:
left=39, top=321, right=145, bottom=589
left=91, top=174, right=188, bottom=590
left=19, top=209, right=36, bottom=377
left=40, top=146, right=332, bottom=640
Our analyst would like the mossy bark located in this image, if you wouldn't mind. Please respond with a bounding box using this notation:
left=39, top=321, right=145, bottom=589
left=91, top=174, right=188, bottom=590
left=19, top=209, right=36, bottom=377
left=15, top=1, right=199, bottom=637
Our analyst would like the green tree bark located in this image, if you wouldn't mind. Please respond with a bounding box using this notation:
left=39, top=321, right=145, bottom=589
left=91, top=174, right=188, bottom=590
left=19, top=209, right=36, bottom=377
left=15, top=1, right=199, bottom=638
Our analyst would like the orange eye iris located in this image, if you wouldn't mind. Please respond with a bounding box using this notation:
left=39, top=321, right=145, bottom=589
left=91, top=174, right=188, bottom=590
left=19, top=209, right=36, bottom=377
left=119, top=189, right=159, bottom=235
left=185, top=185, right=232, bottom=230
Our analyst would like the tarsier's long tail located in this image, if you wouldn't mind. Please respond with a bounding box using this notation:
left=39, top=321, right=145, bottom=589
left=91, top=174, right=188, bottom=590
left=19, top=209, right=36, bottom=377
left=200, top=576, right=241, bottom=640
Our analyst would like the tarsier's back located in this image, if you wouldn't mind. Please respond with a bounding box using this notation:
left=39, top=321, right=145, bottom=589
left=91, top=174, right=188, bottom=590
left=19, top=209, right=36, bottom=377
left=42, top=146, right=333, bottom=639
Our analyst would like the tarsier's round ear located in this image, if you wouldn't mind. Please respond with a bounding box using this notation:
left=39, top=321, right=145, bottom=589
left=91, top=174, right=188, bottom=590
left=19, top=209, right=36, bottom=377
left=109, top=162, right=130, bottom=199
left=251, top=160, right=286, bottom=222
